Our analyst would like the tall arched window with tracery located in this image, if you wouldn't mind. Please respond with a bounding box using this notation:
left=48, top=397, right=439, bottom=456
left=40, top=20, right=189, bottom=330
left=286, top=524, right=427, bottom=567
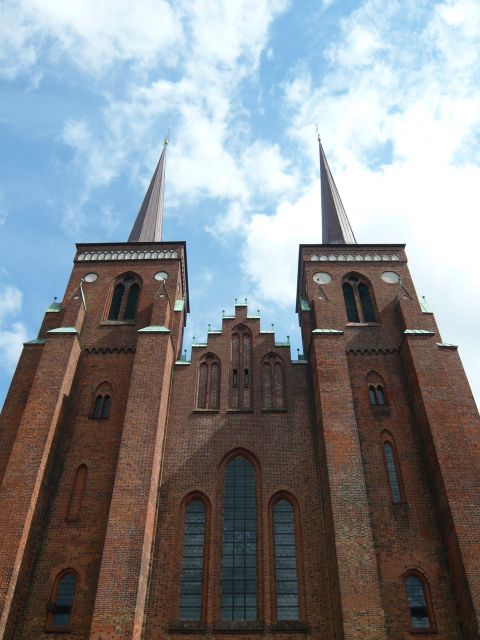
left=107, top=273, right=141, bottom=321
left=273, top=498, right=300, bottom=620
left=342, top=274, right=376, bottom=323
left=229, top=325, right=252, bottom=410
left=262, top=353, right=286, bottom=410
left=221, top=456, right=257, bottom=620
left=179, top=498, right=208, bottom=621
left=197, top=353, right=220, bottom=409
left=46, top=570, right=78, bottom=632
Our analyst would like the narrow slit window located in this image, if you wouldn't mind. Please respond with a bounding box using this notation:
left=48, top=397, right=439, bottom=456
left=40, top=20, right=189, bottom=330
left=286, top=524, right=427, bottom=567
left=179, top=500, right=206, bottom=621
left=405, top=575, right=431, bottom=629
left=369, top=385, right=377, bottom=405
left=274, top=500, right=299, bottom=621
left=66, top=465, right=87, bottom=522
left=343, top=283, right=359, bottom=322
left=232, top=369, right=238, bottom=388
left=383, top=442, right=402, bottom=503
left=221, top=456, right=256, bottom=621
left=244, top=368, right=249, bottom=387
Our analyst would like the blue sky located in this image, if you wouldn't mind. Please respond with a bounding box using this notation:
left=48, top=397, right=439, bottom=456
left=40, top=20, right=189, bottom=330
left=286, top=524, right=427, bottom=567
left=1, top=0, right=479, bottom=408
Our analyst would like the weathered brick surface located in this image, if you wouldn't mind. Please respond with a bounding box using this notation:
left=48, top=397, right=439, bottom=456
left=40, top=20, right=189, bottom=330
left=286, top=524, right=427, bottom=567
left=0, top=240, right=479, bottom=640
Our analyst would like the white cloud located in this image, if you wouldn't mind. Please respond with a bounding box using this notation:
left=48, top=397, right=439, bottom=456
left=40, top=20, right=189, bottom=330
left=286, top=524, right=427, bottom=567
left=0, top=0, right=182, bottom=78
left=0, top=286, right=28, bottom=370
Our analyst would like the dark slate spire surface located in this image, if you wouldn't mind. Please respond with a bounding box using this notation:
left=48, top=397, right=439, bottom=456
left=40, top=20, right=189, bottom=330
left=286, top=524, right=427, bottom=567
left=128, top=139, right=168, bottom=242
left=319, top=138, right=356, bottom=244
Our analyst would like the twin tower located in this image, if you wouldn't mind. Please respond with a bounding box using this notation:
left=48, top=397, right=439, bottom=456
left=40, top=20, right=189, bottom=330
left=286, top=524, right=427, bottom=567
left=0, top=140, right=480, bottom=640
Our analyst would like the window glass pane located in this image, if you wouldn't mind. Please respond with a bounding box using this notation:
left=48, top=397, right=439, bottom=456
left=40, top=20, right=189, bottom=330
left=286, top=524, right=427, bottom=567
left=101, top=395, right=110, bottom=418
left=108, top=283, right=124, bottom=320
left=405, top=576, right=430, bottom=629
left=383, top=443, right=402, bottom=503
left=274, top=500, right=299, bottom=620
left=369, top=386, right=377, bottom=405
left=376, top=386, right=385, bottom=405
left=93, top=395, right=103, bottom=418
left=123, top=283, right=140, bottom=320
left=358, top=283, right=375, bottom=322
left=221, top=457, right=256, bottom=621
left=53, top=574, right=76, bottom=626
left=343, top=284, right=359, bottom=322
left=179, top=501, right=205, bottom=620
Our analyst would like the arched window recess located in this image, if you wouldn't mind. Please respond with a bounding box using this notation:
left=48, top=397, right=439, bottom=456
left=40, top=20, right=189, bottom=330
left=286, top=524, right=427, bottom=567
left=342, top=274, right=377, bottom=324
left=197, top=353, right=220, bottom=410
left=229, top=325, right=253, bottom=410
left=403, top=571, right=435, bottom=631
left=107, top=273, right=141, bottom=322
left=91, top=383, right=112, bottom=419
left=366, top=372, right=388, bottom=407
left=46, top=570, right=78, bottom=632
left=262, top=353, right=286, bottom=411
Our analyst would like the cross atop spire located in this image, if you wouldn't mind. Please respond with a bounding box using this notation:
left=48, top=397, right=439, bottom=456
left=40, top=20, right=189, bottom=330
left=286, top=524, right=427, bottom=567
left=128, top=138, right=168, bottom=243
left=318, top=136, right=356, bottom=245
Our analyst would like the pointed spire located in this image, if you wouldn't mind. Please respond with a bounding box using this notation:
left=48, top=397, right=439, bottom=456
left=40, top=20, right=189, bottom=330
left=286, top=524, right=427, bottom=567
left=128, top=138, right=168, bottom=243
left=318, top=135, right=356, bottom=244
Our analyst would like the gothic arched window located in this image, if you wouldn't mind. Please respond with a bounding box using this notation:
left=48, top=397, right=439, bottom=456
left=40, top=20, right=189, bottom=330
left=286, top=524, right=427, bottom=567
left=404, top=572, right=434, bottom=630
left=197, top=353, right=220, bottom=410
left=366, top=372, right=388, bottom=406
left=107, top=274, right=141, bottom=321
left=262, top=353, right=286, bottom=410
left=93, top=394, right=110, bottom=418
left=46, top=571, right=78, bottom=632
left=66, top=464, right=87, bottom=522
left=273, top=499, right=299, bottom=620
left=229, top=325, right=252, bottom=410
left=221, top=456, right=256, bottom=620
left=179, top=499, right=208, bottom=621
left=342, top=275, right=376, bottom=324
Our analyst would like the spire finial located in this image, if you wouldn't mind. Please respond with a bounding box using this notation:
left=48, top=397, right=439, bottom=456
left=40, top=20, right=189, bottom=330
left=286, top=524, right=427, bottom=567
left=128, top=139, right=168, bottom=243
left=318, top=138, right=356, bottom=245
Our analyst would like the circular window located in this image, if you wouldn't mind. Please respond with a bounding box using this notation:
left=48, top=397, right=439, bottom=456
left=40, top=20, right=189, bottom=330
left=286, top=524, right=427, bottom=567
left=381, top=271, right=400, bottom=284
left=154, top=271, right=169, bottom=281
left=83, top=273, right=98, bottom=282
left=313, top=272, right=332, bottom=285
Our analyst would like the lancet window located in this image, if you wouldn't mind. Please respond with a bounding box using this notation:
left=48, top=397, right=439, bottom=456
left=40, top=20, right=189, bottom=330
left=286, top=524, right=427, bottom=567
left=342, top=275, right=376, bottom=323
left=404, top=573, right=434, bottom=630
left=107, top=274, right=141, bottom=321
left=382, top=437, right=403, bottom=503
left=229, top=325, right=252, bottom=410
left=179, top=498, right=208, bottom=621
left=197, top=353, right=220, bottom=409
left=273, top=499, right=299, bottom=620
left=46, top=571, right=78, bottom=632
left=221, top=456, right=257, bottom=620
left=262, top=353, right=286, bottom=410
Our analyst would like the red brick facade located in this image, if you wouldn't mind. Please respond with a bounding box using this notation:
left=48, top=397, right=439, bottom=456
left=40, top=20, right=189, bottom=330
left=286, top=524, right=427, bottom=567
left=0, top=238, right=479, bottom=640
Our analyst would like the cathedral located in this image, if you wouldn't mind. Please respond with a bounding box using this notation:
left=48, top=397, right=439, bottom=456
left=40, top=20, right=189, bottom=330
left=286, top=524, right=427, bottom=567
left=0, top=139, right=479, bottom=640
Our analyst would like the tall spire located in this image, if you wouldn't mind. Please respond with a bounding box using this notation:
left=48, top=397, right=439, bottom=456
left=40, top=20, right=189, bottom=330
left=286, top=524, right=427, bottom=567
left=318, top=136, right=356, bottom=244
left=128, top=138, right=168, bottom=243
